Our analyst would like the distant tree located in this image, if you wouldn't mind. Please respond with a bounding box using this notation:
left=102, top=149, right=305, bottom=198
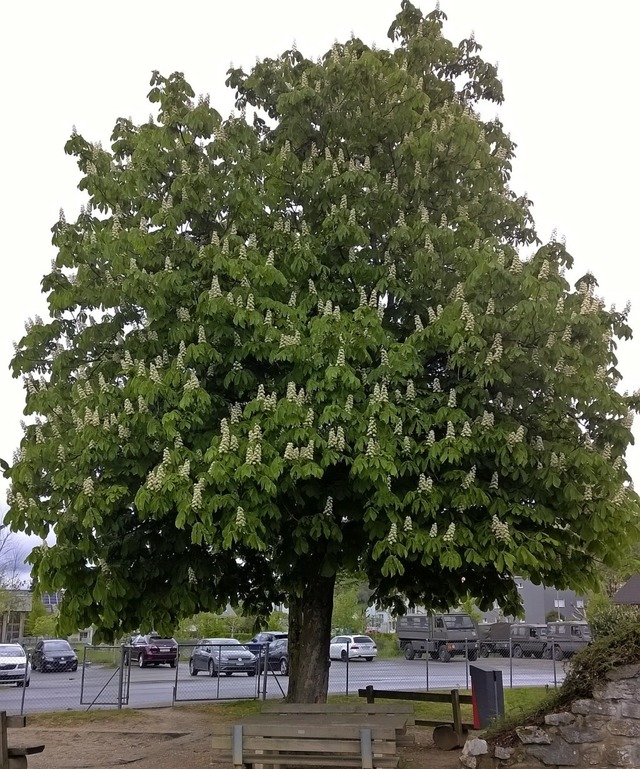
left=4, top=2, right=640, bottom=702
left=24, top=595, right=48, bottom=637
left=31, top=614, right=57, bottom=638
left=332, top=576, right=367, bottom=633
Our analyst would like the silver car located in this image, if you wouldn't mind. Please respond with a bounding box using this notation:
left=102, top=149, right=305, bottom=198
left=188, top=638, right=257, bottom=677
left=0, top=643, right=30, bottom=687
left=329, top=635, right=377, bottom=662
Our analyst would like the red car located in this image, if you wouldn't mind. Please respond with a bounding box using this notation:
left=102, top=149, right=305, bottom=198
left=125, top=634, right=178, bottom=668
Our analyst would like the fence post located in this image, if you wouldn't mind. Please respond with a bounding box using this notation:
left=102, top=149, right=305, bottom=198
left=345, top=641, right=350, bottom=696
left=117, top=645, right=125, bottom=710
left=425, top=646, right=429, bottom=691
left=552, top=642, right=558, bottom=688
left=464, top=639, right=469, bottom=691
left=262, top=645, right=268, bottom=700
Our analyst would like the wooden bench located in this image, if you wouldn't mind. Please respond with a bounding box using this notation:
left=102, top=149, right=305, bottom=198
left=0, top=712, right=45, bottom=769
left=212, top=720, right=400, bottom=768
left=260, top=702, right=415, bottom=745
left=358, top=686, right=474, bottom=749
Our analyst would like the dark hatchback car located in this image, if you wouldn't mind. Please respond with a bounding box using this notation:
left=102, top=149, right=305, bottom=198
left=189, top=638, right=257, bottom=677
left=31, top=639, right=78, bottom=672
left=244, top=631, right=288, bottom=657
left=125, top=634, right=178, bottom=668
left=261, top=637, right=289, bottom=675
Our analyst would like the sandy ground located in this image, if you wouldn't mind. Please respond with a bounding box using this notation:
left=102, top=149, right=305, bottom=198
left=19, top=706, right=465, bottom=768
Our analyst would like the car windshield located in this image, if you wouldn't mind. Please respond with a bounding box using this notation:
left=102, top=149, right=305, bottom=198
left=207, top=639, right=239, bottom=646
left=45, top=641, right=73, bottom=651
left=443, top=615, right=476, bottom=630
left=149, top=636, right=174, bottom=642
left=0, top=646, right=24, bottom=657
left=354, top=636, right=374, bottom=644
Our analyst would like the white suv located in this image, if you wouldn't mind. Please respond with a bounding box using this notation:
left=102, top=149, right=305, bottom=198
left=329, top=635, right=377, bottom=662
left=0, top=643, right=30, bottom=686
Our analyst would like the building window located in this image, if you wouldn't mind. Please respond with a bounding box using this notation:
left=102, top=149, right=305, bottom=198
left=79, top=631, right=89, bottom=641
left=576, top=600, right=584, bottom=609
left=554, top=599, right=565, bottom=609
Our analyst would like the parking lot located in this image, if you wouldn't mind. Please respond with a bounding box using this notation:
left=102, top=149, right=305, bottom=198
left=0, top=652, right=567, bottom=714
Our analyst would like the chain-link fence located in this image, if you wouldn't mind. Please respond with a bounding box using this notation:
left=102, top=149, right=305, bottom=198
left=4, top=637, right=575, bottom=714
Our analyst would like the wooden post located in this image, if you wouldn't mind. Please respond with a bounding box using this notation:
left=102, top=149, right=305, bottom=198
left=360, top=727, right=373, bottom=769
left=365, top=684, right=375, bottom=704
left=0, top=711, right=8, bottom=769
left=451, top=689, right=463, bottom=744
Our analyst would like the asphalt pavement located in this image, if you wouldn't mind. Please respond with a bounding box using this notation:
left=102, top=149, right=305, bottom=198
left=0, top=655, right=567, bottom=714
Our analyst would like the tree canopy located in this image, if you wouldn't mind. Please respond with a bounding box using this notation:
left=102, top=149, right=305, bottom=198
left=4, top=2, right=639, bottom=700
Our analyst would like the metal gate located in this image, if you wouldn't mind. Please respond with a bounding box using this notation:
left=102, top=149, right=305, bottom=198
left=80, top=645, right=130, bottom=708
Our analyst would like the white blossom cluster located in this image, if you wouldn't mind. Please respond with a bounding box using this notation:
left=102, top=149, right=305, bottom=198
left=486, top=334, right=503, bottom=364
left=418, top=474, right=433, bottom=493
left=365, top=437, right=378, bottom=457
left=506, top=425, right=525, bottom=448
left=183, top=370, right=200, bottom=392
left=429, top=523, right=438, bottom=538
left=178, top=460, right=191, bottom=479
left=387, top=522, right=398, bottom=544
left=188, top=566, right=197, bottom=585
left=414, top=315, right=424, bottom=332
left=480, top=410, right=494, bottom=429
left=402, top=436, right=411, bottom=454
left=491, top=515, right=510, bottom=542
left=236, top=506, right=247, bottom=528
left=489, top=472, right=499, bottom=491
left=443, top=523, right=456, bottom=542
left=345, top=395, right=354, bottom=414
left=403, top=516, right=413, bottom=532
left=323, top=497, right=333, bottom=515
left=448, top=389, right=457, bottom=408
left=82, top=477, right=94, bottom=497
left=486, top=298, right=495, bottom=315
left=118, top=424, right=130, bottom=440
left=245, top=425, right=263, bottom=466
left=147, top=462, right=166, bottom=492
left=538, top=260, right=550, bottom=280
left=219, top=419, right=239, bottom=453
left=509, top=256, right=522, bottom=274
left=176, top=307, right=191, bottom=322
left=583, top=485, right=593, bottom=502
left=461, top=421, right=472, bottom=438
left=192, top=478, right=205, bottom=510
left=446, top=421, right=455, bottom=439
left=460, top=302, right=475, bottom=332
left=425, top=430, right=435, bottom=446
left=209, top=277, right=222, bottom=299
left=279, top=330, right=301, bottom=348
left=372, top=383, right=388, bottom=404
left=406, top=380, right=416, bottom=401
left=462, top=465, right=476, bottom=489
left=327, top=426, right=346, bottom=450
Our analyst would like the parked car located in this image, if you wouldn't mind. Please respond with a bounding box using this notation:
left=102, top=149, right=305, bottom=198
left=478, top=622, right=511, bottom=657
left=329, top=635, right=377, bottom=662
left=189, top=638, right=257, bottom=677
left=0, top=643, right=31, bottom=686
left=31, top=639, right=78, bottom=672
left=125, top=634, right=178, bottom=668
left=244, top=631, right=288, bottom=657
left=260, top=637, right=290, bottom=675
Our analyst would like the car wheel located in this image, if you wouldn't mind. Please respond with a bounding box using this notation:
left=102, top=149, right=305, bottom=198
left=479, top=645, right=489, bottom=658
left=340, top=650, right=348, bottom=662
left=553, top=646, right=563, bottom=661
left=169, top=660, right=176, bottom=668
left=279, top=657, right=289, bottom=676
left=71, top=663, right=78, bottom=672
left=247, top=670, right=255, bottom=677
left=208, top=660, right=217, bottom=677
left=512, top=645, right=523, bottom=659
left=31, top=660, right=37, bottom=671
left=468, top=650, right=478, bottom=661
left=542, top=646, right=552, bottom=659
left=404, top=643, right=416, bottom=661
left=438, top=645, right=451, bottom=663
left=25, top=679, right=30, bottom=687
left=224, top=672, right=233, bottom=677
left=189, top=660, right=198, bottom=676
left=138, top=654, right=146, bottom=669
left=17, top=681, right=23, bottom=687
left=365, top=657, right=373, bottom=662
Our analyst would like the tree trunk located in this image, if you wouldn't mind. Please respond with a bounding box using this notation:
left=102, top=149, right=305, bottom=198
left=286, top=574, right=336, bottom=703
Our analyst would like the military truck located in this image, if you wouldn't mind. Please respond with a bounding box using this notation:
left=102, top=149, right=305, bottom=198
left=510, top=623, right=548, bottom=658
left=477, top=622, right=511, bottom=657
left=396, top=612, right=478, bottom=662
left=544, top=621, right=591, bottom=660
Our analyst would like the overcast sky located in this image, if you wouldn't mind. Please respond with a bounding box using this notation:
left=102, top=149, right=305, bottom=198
left=1, top=1, right=639, bottom=563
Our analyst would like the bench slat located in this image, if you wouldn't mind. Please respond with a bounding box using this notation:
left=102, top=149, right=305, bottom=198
left=4, top=718, right=26, bottom=731
left=211, top=753, right=399, bottom=768
left=261, top=702, right=414, bottom=715
left=213, top=736, right=396, bottom=755
left=358, top=687, right=473, bottom=704
left=212, top=723, right=398, bottom=739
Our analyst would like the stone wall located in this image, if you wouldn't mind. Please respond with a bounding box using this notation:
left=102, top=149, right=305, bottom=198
left=460, top=663, right=640, bottom=768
